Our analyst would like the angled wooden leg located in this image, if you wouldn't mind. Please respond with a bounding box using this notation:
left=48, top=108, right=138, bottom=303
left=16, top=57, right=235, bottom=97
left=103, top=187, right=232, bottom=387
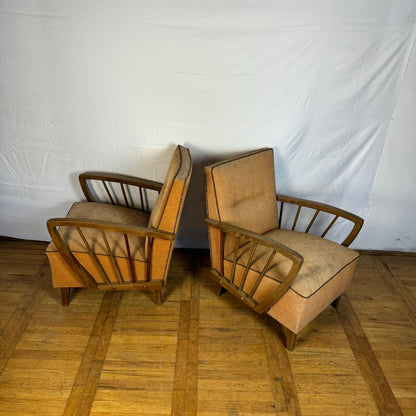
left=216, top=283, right=227, bottom=297
left=154, top=290, right=162, bottom=306
left=61, top=288, right=70, bottom=306
left=331, top=296, right=341, bottom=309
left=282, top=325, right=298, bottom=351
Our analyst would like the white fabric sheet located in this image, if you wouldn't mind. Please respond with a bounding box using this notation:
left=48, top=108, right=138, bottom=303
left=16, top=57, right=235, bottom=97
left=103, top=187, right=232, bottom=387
left=1, top=1, right=415, bottom=249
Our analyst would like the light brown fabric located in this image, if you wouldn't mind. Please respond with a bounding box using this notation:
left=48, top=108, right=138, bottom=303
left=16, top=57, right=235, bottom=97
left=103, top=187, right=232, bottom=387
left=47, top=202, right=149, bottom=259
left=267, top=260, right=358, bottom=333
left=47, top=251, right=148, bottom=288
left=205, top=148, right=278, bottom=233
left=224, top=229, right=359, bottom=299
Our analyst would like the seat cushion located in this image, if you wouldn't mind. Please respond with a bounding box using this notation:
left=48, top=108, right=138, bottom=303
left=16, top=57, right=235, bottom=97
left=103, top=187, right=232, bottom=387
left=47, top=202, right=149, bottom=258
left=47, top=202, right=150, bottom=287
left=224, top=229, right=359, bottom=299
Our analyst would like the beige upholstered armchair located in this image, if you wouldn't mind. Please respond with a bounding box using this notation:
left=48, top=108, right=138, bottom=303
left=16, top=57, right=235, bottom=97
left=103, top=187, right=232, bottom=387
left=46, top=145, right=192, bottom=306
left=204, top=148, right=363, bottom=350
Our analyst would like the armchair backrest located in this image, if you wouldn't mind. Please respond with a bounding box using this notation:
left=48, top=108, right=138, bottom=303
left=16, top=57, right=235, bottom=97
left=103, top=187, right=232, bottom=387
left=148, top=145, right=192, bottom=282
left=205, top=148, right=278, bottom=233
left=205, top=148, right=278, bottom=273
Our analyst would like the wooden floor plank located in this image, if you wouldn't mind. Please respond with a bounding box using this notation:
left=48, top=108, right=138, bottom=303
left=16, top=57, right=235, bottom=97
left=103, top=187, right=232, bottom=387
left=337, top=294, right=404, bottom=416
left=63, top=291, right=122, bottom=416
left=262, top=316, right=301, bottom=416
left=0, top=260, right=49, bottom=374
left=0, top=241, right=415, bottom=416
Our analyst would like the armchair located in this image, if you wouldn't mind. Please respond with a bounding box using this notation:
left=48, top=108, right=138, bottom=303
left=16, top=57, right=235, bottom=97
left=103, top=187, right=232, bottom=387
left=46, top=145, right=192, bottom=306
left=205, top=148, right=363, bottom=350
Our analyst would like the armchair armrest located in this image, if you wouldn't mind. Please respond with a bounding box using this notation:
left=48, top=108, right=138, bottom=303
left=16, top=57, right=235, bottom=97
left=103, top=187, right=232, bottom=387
left=277, top=194, right=364, bottom=247
left=79, top=171, right=163, bottom=212
left=47, top=217, right=175, bottom=288
left=205, top=218, right=303, bottom=313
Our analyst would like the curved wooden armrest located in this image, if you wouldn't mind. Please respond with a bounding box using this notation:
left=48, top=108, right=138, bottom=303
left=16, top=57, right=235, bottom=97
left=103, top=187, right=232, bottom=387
left=205, top=218, right=303, bottom=313
left=47, top=218, right=175, bottom=240
left=47, top=218, right=175, bottom=288
left=277, top=194, right=364, bottom=247
left=79, top=171, right=163, bottom=211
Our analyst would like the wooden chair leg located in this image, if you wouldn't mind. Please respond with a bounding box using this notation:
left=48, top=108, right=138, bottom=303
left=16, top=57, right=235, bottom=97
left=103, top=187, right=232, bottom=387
left=216, top=284, right=227, bottom=297
left=154, top=290, right=162, bottom=306
left=61, top=288, right=70, bottom=306
left=282, top=325, right=298, bottom=351
left=331, top=296, right=341, bottom=309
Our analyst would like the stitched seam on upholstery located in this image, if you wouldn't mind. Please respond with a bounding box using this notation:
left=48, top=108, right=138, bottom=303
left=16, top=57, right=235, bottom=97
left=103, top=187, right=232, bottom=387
left=209, top=148, right=272, bottom=222
left=224, top=253, right=360, bottom=299
left=154, top=147, right=183, bottom=229
left=204, top=166, right=215, bottom=270
left=160, top=180, right=190, bottom=284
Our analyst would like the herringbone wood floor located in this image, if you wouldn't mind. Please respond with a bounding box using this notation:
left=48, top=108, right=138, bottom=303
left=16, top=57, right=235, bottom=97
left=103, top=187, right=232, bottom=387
left=0, top=239, right=415, bottom=415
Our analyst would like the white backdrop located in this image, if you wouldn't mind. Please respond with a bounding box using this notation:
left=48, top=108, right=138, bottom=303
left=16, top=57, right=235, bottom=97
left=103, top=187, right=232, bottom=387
left=1, top=1, right=415, bottom=251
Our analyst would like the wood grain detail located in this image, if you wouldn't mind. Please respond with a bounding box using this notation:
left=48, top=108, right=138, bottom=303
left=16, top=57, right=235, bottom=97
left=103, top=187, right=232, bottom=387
left=337, top=294, right=404, bottom=416
left=172, top=268, right=199, bottom=416
left=63, top=291, right=122, bottom=416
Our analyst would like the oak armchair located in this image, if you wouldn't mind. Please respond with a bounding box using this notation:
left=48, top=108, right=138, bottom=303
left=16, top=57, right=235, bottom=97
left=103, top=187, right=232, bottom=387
left=46, top=145, right=192, bottom=306
left=205, top=148, right=363, bottom=350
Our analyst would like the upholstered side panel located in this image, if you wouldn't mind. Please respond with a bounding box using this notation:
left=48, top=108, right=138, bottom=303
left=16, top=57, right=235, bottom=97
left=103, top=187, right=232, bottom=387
left=148, top=145, right=192, bottom=283
left=47, top=249, right=148, bottom=288
left=267, top=260, right=358, bottom=334
left=149, top=179, right=188, bottom=283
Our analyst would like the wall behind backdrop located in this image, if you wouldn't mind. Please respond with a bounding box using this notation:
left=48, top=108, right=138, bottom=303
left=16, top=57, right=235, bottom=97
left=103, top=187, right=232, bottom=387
left=1, top=1, right=415, bottom=251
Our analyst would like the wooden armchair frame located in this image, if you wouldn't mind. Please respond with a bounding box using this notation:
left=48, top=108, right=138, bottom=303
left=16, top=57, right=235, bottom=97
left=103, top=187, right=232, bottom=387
left=79, top=171, right=163, bottom=212
left=277, top=194, right=364, bottom=247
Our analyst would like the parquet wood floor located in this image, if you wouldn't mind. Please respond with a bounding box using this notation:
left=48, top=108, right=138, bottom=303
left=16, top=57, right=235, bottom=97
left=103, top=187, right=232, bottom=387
left=0, top=239, right=415, bottom=415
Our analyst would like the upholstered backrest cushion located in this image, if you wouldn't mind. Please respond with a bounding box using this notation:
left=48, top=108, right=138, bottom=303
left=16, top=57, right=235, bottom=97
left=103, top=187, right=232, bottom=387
left=205, top=148, right=279, bottom=233
left=148, top=145, right=192, bottom=233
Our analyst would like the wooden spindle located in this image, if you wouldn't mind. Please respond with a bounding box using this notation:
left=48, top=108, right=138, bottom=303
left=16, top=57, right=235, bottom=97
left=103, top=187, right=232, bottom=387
left=120, top=183, right=130, bottom=208
left=249, top=249, right=276, bottom=298
left=239, top=242, right=257, bottom=292
left=230, top=236, right=241, bottom=285
left=100, top=230, right=122, bottom=283
left=292, top=206, right=302, bottom=231
left=305, top=210, right=320, bottom=233
left=124, top=234, right=137, bottom=283
left=321, top=215, right=339, bottom=238
left=102, top=181, right=115, bottom=205
left=76, top=227, right=110, bottom=284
